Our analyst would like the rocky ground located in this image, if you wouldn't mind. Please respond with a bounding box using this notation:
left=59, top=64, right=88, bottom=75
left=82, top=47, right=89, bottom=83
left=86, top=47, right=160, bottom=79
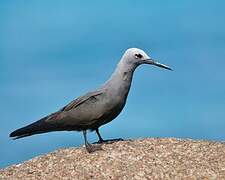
left=1, top=138, right=225, bottom=179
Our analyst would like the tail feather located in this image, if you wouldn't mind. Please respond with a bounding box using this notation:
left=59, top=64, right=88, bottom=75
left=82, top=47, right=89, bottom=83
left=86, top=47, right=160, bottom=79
left=10, top=115, right=58, bottom=139
left=11, top=133, right=38, bottom=140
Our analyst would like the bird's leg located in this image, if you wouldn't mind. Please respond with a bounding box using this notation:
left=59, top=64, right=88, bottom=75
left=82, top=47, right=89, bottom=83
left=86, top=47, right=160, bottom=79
left=96, top=128, right=104, bottom=143
left=82, top=130, right=102, bottom=153
left=94, top=128, right=124, bottom=144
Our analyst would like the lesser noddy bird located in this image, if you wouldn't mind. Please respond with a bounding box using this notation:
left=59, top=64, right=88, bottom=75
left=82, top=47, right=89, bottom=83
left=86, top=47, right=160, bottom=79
left=10, top=48, right=172, bottom=153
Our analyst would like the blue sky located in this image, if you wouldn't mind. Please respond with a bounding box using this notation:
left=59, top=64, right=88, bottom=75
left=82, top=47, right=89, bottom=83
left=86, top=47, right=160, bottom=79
left=1, top=0, right=225, bottom=168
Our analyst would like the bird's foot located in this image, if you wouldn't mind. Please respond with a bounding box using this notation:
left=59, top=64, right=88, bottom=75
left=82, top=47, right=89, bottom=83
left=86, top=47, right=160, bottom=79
left=94, top=138, right=124, bottom=144
left=85, top=143, right=102, bottom=153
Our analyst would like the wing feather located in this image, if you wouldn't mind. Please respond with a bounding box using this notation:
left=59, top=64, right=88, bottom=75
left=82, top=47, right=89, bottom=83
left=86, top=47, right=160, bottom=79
left=60, top=90, right=103, bottom=112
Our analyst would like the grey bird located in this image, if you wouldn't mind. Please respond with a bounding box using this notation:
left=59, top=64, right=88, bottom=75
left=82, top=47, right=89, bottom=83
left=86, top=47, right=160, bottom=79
left=10, top=48, right=172, bottom=153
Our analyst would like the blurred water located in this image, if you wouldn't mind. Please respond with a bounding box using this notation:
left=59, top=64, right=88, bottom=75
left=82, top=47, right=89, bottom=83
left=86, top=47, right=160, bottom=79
left=1, top=0, right=225, bottom=168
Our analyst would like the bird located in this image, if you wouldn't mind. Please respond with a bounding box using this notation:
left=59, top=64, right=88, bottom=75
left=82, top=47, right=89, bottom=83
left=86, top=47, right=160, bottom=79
left=10, top=48, right=172, bottom=153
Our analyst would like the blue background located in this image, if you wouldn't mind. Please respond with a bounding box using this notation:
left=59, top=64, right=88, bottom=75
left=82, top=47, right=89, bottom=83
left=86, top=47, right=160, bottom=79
left=1, top=0, right=225, bottom=168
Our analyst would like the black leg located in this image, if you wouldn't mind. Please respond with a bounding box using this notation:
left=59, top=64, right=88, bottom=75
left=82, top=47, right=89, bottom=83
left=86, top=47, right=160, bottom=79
left=94, top=128, right=124, bottom=144
left=83, top=130, right=102, bottom=153
left=96, top=128, right=104, bottom=143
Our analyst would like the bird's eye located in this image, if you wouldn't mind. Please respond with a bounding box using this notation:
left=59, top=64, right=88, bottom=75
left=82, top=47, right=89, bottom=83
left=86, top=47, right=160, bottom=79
left=135, top=53, right=143, bottom=59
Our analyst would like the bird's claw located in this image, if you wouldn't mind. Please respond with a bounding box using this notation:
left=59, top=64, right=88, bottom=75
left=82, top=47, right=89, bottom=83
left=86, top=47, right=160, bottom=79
left=94, top=138, right=124, bottom=144
left=85, top=143, right=102, bottom=153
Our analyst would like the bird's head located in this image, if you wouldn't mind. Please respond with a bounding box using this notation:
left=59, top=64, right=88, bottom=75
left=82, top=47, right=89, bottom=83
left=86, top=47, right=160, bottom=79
left=122, top=48, right=172, bottom=71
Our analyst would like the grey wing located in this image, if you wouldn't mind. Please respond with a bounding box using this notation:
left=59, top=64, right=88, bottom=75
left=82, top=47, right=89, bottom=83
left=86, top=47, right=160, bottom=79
left=60, top=90, right=103, bottom=112
left=10, top=90, right=106, bottom=138
left=45, top=89, right=106, bottom=129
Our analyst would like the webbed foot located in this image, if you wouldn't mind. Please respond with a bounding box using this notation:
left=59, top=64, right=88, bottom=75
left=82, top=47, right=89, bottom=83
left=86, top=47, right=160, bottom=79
left=85, top=143, right=102, bottom=153
left=94, top=138, right=124, bottom=144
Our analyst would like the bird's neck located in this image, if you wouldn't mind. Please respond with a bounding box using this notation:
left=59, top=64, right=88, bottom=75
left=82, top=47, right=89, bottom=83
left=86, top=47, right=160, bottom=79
left=103, top=60, right=138, bottom=97
left=114, top=61, right=137, bottom=82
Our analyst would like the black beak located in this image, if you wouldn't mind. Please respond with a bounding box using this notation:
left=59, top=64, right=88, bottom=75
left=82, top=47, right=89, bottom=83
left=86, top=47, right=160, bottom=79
left=143, top=59, right=172, bottom=71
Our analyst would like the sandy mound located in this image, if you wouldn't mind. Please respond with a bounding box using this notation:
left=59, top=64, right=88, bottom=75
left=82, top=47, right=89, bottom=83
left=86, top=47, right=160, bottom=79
left=1, top=138, right=225, bottom=179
